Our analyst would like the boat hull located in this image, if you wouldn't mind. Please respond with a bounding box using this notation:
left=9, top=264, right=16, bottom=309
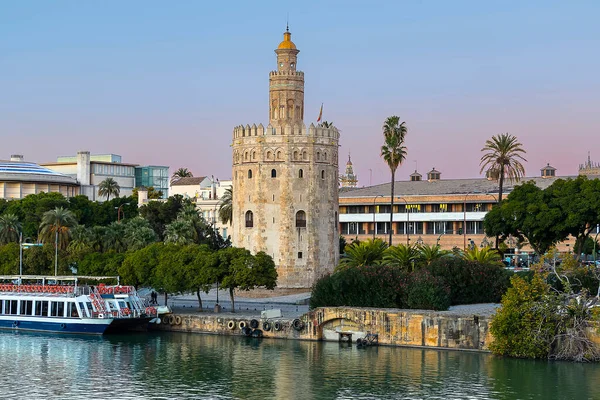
left=105, top=317, right=153, bottom=334
left=0, top=317, right=112, bottom=335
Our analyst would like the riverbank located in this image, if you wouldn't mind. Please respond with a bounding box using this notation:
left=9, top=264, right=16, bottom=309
left=152, top=297, right=500, bottom=352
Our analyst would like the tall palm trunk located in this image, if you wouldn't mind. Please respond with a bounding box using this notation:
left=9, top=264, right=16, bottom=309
left=389, top=170, right=395, bottom=246
left=498, top=170, right=505, bottom=203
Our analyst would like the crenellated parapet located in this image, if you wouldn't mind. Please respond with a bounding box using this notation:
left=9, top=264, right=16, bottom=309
left=269, top=70, right=304, bottom=78
left=232, top=122, right=340, bottom=140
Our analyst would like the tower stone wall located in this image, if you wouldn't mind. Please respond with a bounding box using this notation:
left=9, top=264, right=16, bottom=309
left=231, top=30, right=340, bottom=288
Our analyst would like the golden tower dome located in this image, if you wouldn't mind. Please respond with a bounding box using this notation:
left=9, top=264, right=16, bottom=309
left=277, top=28, right=296, bottom=50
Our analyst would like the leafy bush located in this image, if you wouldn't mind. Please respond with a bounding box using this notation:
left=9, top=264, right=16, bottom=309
left=490, top=274, right=561, bottom=359
left=310, top=265, right=407, bottom=309
left=404, top=269, right=451, bottom=311
left=425, top=257, right=511, bottom=305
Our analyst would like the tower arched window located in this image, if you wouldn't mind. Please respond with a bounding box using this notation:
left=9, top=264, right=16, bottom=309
left=293, top=151, right=298, bottom=160
left=321, top=170, right=325, bottom=180
left=324, top=152, right=328, bottom=160
left=244, top=152, right=248, bottom=161
left=317, top=152, right=321, bottom=161
left=267, top=151, right=272, bottom=160
left=296, top=210, right=306, bottom=228
left=277, top=150, right=281, bottom=159
left=248, top=169, right=253, bottom=179
left=302, top=151, right=308, bottom=161
left=299, top=169, right=304, bottom=178
left=252, top=151, right=256, bottom=160
left=245, top=211, right=254, bottom=228
left=271, top=169, right=277, bottom=178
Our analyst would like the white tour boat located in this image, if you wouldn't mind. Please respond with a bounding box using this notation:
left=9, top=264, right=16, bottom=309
left=0, top=275, right=158, bottom=335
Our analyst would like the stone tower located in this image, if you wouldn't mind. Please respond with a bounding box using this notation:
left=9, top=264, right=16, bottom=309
left=231, top=29, right=340, bottom=288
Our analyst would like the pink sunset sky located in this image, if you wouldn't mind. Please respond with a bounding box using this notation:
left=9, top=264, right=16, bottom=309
left=1, top=2, right=599, bottom=186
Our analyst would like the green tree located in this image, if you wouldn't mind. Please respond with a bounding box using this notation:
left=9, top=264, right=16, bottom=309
left=338, top=238, right=388, bottom=269
left=139, top=195, right=189, bottom=240
left=380, top=116, right=408, bottom=245
left=416, top=244, right=450, bottom=267
left=382, top=243, right=419, bottom=271
left=218, top=187, right=233, bottom=226
left=217, top=247, right=277, bottom=312
left=39, top=207, right=77, bottom=250
left=462, top=246, right=502, bottom=265
left=479, top=133, right=527, bottom=203
left=123, top=217, right=157, bottom=251
left=164, top=218, right=196, bottom=245
left=548, top=176, right=600, bottom=256
left=0, top=243, right=19, bottom=274
left=484, top=181, right=563, bottom=255
left=0, top=213, right=22, bottom=244
left=98, top=177, right=121, bottom=201
left=171, top=168, right=193, bottom=184
left=186, top=245, right=219, bottom=309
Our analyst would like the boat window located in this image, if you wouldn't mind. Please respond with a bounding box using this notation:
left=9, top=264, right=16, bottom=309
left=79, top=302, right=88, bottom=317
left=8, top=300, right=17, bottom=315
left=118, top=301, right=127, bottom=309
left=35, top=301, right=49, bottom=316
left=20, top=300, right=33, bottom=316
left=0, top=300, right=4, bottom=314
left=86, top=302, right=93, bottom=315
left=50, top=301, right=65, bottom=317
left=67, top=302, right=79, bottom=318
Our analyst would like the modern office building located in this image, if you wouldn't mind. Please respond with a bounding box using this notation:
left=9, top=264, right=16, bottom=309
left=41, top=151, right=168, bottom=201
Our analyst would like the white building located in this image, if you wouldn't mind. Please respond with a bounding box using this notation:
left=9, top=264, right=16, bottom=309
left=170, top=176, right=232, bottom=239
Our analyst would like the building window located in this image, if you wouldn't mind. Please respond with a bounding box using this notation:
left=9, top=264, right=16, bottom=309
left=271, top=169, right=277, bottom=178
left=296, top=210, right=306, bottom=228
left=321, top=170, right=325, bottom=180
left=299, top=169, right=303, bottom=178
left=298, top=252, right=303, bottom=259
left=245, top=211, right=254, bottom=228
left=248, top=170, right=252, bottom=179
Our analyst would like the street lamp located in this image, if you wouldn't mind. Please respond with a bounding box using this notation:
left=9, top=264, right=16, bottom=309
left=372, top=194, right=384, bottom=240
left=397, top=197, right=410, bottom=246
left=19, top=233, right=42, bottom=276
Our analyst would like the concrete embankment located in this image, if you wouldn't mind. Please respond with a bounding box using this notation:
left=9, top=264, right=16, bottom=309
left=154, top=305, right=497, bottom=352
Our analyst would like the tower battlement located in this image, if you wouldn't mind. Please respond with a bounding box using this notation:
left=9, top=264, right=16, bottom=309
left=269, top=70, right=304, bottom=77
left=233, top=123, right=340, bottom=140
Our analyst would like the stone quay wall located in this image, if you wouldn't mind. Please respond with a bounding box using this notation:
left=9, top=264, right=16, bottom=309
left=155, top=306, right=493, bottom=352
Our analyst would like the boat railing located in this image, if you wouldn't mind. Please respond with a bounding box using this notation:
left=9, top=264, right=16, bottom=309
left=0, top=283, right=75, bottom=295
left=96, top=285, right=136, bottom=295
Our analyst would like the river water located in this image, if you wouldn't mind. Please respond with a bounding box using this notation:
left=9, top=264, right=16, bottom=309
left=0, top=331, right=598, bottom=400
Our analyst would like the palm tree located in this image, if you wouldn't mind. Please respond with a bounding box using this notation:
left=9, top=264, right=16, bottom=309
left=39, top=207, right=77, bottom=250
left=0, top=213, right=21, bottom=244
left=462, top=247, right=502, bottom=265
left=218, top=187, right=233, bottom=225
left=164, top=218, right=196, bottom=245
left=479, top=133, right=527, bottom=203
left=171, top=168, right=193, bottom=184
left=321, top=121, right=334, bottom=128
left=124, top=217, right=157, bottom=250
left=417, top=244, right=450, bottom=266
left=380, top=116, right=408, bottom=246
left=337, top=238, right=388, bottom=269
left=98, top=177, right=121, bottom=201
left=382, top=244, right=419, bottom=271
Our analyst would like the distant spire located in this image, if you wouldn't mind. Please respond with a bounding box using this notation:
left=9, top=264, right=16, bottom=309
left=286, top=13, right=289, bottom=32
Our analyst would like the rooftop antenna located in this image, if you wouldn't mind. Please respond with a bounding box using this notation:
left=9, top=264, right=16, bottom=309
left=413, top=160, right=418, bottom=172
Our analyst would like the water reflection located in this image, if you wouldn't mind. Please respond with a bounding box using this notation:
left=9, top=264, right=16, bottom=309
left=0, top=331, right=598, bottom=399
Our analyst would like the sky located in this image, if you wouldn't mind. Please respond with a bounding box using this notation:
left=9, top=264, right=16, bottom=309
left=1, top=1, right=599, bottom=186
